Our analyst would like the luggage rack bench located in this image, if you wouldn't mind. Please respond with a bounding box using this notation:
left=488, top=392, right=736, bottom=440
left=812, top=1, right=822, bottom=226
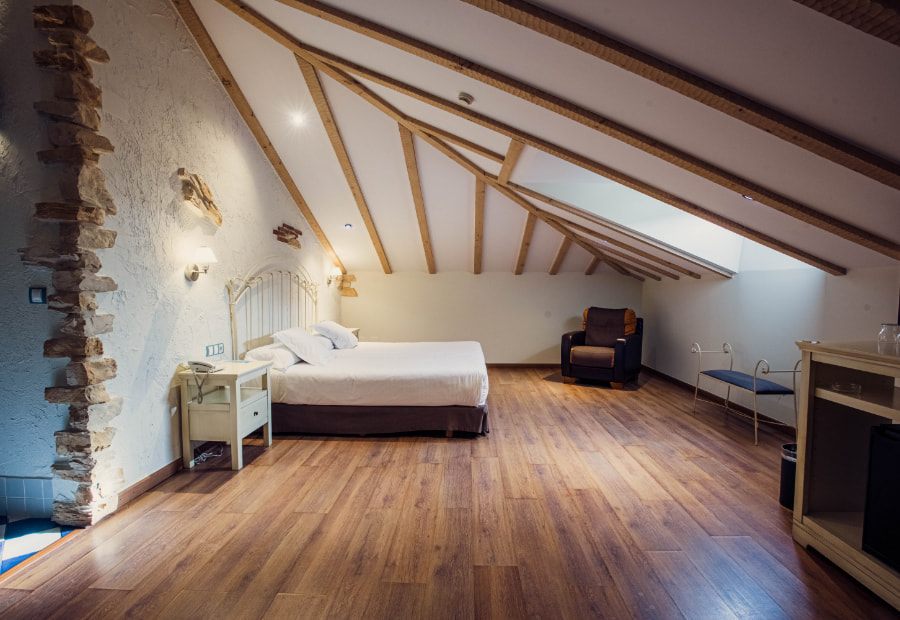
left=691, top=342, right=800, bottom=444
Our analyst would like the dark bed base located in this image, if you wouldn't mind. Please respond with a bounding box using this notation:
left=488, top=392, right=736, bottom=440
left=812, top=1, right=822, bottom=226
left=271, top=403, right=490, bottom=436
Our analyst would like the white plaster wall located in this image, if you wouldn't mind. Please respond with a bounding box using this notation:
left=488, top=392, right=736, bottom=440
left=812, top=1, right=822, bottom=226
left=340, top=271, right=643, bottom=363
left=641, top=265, right=900, bottom=424
left=0, top=0, right=337, bottom=511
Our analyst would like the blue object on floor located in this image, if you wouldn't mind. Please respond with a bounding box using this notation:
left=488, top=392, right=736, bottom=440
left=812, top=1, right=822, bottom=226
left=0, top=516, right=76, bottom=575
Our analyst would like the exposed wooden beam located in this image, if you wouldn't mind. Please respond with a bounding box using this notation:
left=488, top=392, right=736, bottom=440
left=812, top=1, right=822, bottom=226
left=171, top=0, right=345, bottom=273
left=219, top=0, right=848, bottom=275
left=492, top=179, right=679, bottom=279
left=474, top=178, right=486, bottom=274
left=269, top=0, right=897, bottom=263
left=461, top=0, right=900, bottom=192
left=508, top=182, right=732, bottom=278
left=414, top=120, right=504, bottom=164
left=580, top=237, right=679, bottom=280
left=398, top=125, right=435, bottom=274
left=515, top=212, right=537, bottom=275
left=295, top=55, right=392, bottom=274
left=791, top=0, right=900, bottom=46
left=488, top=178, right=646, bottom=282
left=508, top=184, right=702, bottom=279
left=584, top=255, right=602, bottom=276
left=549, top=236, right=571, bottom=275
left=559, top=226, right=659, bottom=281
left=602, top=257, right=643, bottom=281
left=498, top=139, right=525, bottom=185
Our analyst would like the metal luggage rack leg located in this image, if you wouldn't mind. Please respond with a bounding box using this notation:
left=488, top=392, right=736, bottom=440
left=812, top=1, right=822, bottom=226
left=691, top=342, right=800, bottom=445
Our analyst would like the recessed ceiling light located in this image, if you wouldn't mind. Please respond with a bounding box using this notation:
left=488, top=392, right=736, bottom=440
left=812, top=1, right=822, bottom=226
left=344, top=223, right=353, bottom=230
left=289, top=111, right=305, bottom=127
left=742, top=194, right=754, bottom=200
left=457, top=91, right=474, bottom=106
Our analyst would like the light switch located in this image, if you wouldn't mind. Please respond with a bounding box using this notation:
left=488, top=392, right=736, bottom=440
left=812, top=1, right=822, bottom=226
left=29, top=287, right=47, bottom=304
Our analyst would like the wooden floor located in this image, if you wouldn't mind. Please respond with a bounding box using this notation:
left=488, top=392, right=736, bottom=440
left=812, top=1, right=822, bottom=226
left=1, top=368, right=898, bottom=619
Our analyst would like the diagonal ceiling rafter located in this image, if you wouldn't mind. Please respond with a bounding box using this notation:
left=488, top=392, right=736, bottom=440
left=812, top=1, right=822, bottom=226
left=295, top=55, right=393, bottom=274
left=211, top=0, right=848, bottom=275
left=790, top=0, right=900, bottom=46
left=507, top=181, right=732, bottom=278
left=171, top=0, right=346, bottom=273
left=272, top=0, right=900, bottom=263
left=461, top=0, right=900, bottom=193
left=398, top=123, right=436, bottom=274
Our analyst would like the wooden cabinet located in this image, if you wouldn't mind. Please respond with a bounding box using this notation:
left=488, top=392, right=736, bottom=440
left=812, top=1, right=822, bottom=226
left=794, top=341, right=900, bottom=610
left=179, top=360, right=273, bottom=470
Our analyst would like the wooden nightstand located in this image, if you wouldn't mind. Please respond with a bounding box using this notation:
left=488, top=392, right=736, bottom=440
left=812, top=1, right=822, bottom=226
left=179, top=360, right=273, bottom=470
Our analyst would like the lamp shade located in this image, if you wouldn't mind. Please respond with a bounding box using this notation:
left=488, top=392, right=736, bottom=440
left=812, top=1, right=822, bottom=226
left=193, top=246, right=218, bottom=265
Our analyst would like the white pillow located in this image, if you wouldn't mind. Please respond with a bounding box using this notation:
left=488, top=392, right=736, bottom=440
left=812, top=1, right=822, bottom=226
left=313, top=320, right=358, bottom=349
left=243, top=343, right=299, bottom=371
left=273, top=328, right=335, bottom=365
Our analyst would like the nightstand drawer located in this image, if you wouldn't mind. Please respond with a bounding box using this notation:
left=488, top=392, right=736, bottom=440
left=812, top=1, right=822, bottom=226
left=239, top=393, right=269, bottom=434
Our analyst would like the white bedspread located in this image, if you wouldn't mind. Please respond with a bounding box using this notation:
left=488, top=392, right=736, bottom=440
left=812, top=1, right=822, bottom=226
left=271, top=341, right=489, bottom=407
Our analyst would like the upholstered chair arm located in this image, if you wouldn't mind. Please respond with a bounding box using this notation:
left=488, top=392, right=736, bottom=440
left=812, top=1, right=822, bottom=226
left=620, top=332, right=643, bottom=375
left=561, top=330, right=585, bottom=376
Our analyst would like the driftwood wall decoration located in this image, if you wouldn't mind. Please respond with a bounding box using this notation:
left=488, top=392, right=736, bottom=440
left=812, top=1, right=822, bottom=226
left=23, top=4, right=123, bottom=527
left=274, top=223, right=302, bottom=249
left=333, top=273, right=358, bottom=297
left=178, top=167, right=223, bottom=226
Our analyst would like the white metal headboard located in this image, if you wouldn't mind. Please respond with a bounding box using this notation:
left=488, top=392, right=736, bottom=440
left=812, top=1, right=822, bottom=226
left=227, top=266, right=319, bottom=359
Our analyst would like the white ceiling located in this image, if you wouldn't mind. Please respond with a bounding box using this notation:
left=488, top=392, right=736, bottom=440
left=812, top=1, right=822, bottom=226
left=184, top=0, right=900, bottom=280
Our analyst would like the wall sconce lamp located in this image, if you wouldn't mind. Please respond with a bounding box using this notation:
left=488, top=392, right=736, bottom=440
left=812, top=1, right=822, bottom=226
left=185, top=246, right=218, bottom=281
left=327, top=268, right=343, bottom=287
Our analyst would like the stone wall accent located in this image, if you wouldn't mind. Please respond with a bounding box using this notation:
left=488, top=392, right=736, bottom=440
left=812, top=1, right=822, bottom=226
left=274, top=223, right=303, bottom=249
left=21, top=5, right=122, bottom=527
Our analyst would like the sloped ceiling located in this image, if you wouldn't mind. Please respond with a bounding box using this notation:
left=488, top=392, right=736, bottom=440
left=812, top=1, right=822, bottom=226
left=173, top=0, right=900, bottom=281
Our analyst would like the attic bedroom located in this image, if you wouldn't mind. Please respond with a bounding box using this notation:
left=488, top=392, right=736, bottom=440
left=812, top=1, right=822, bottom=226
left=1, top=0, right=899, bottom=617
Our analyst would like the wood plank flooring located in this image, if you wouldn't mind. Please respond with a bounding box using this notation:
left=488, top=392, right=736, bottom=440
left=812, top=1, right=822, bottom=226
left=2, top=368, right=898, bottom=619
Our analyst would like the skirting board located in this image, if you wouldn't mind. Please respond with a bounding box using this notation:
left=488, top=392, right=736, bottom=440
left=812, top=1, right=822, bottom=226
left=115, top=440, right=231, bottom=510
left=116, top=457, right=182, bottom=509
left=487, top=363, right=558, bottom=368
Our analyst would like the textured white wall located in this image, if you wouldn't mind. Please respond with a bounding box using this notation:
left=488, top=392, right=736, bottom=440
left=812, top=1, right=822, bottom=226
left=0, top=0, right=338, bottom=509
left=0, top=0, right=68, bottom=481
left=340, top=271, right=643, bottom=363
left=641, top=265, right=900, bottom=424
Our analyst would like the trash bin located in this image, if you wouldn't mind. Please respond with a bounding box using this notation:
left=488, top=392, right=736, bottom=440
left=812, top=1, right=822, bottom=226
left=779, top=443, right=797, bottom=509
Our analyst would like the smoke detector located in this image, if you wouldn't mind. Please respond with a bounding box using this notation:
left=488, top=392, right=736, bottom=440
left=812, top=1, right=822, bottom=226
left=457, top=91, right=474, bottom=106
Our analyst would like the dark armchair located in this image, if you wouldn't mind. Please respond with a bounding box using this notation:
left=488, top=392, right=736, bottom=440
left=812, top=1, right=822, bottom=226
left=561, top=307, right=643, bottom=388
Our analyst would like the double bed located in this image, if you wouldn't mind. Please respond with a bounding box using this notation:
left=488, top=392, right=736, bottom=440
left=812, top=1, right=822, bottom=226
left=227, top=266, right=489, bottom=436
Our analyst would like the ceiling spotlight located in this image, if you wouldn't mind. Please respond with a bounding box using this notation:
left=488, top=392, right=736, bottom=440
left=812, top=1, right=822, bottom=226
left=742, top=194, right=754, bottom=200
left=289, top=111, right=305, bottom=127
left=344, top=223, right=353, bottom=230
left=457, top=91, right=474, bottom=106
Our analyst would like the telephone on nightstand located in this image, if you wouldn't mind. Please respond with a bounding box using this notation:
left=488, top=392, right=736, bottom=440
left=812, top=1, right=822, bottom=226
left=186, top=361, right=224, bottom=405
left=188, top=360, right=225, bottom=373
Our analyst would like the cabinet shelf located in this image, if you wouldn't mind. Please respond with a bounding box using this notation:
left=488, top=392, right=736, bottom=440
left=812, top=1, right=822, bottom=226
left=804, top=511, right=864, bottom=548
left=188, top=386, right=266, bottom=407
left=815, top=386, right=900, bottom=420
